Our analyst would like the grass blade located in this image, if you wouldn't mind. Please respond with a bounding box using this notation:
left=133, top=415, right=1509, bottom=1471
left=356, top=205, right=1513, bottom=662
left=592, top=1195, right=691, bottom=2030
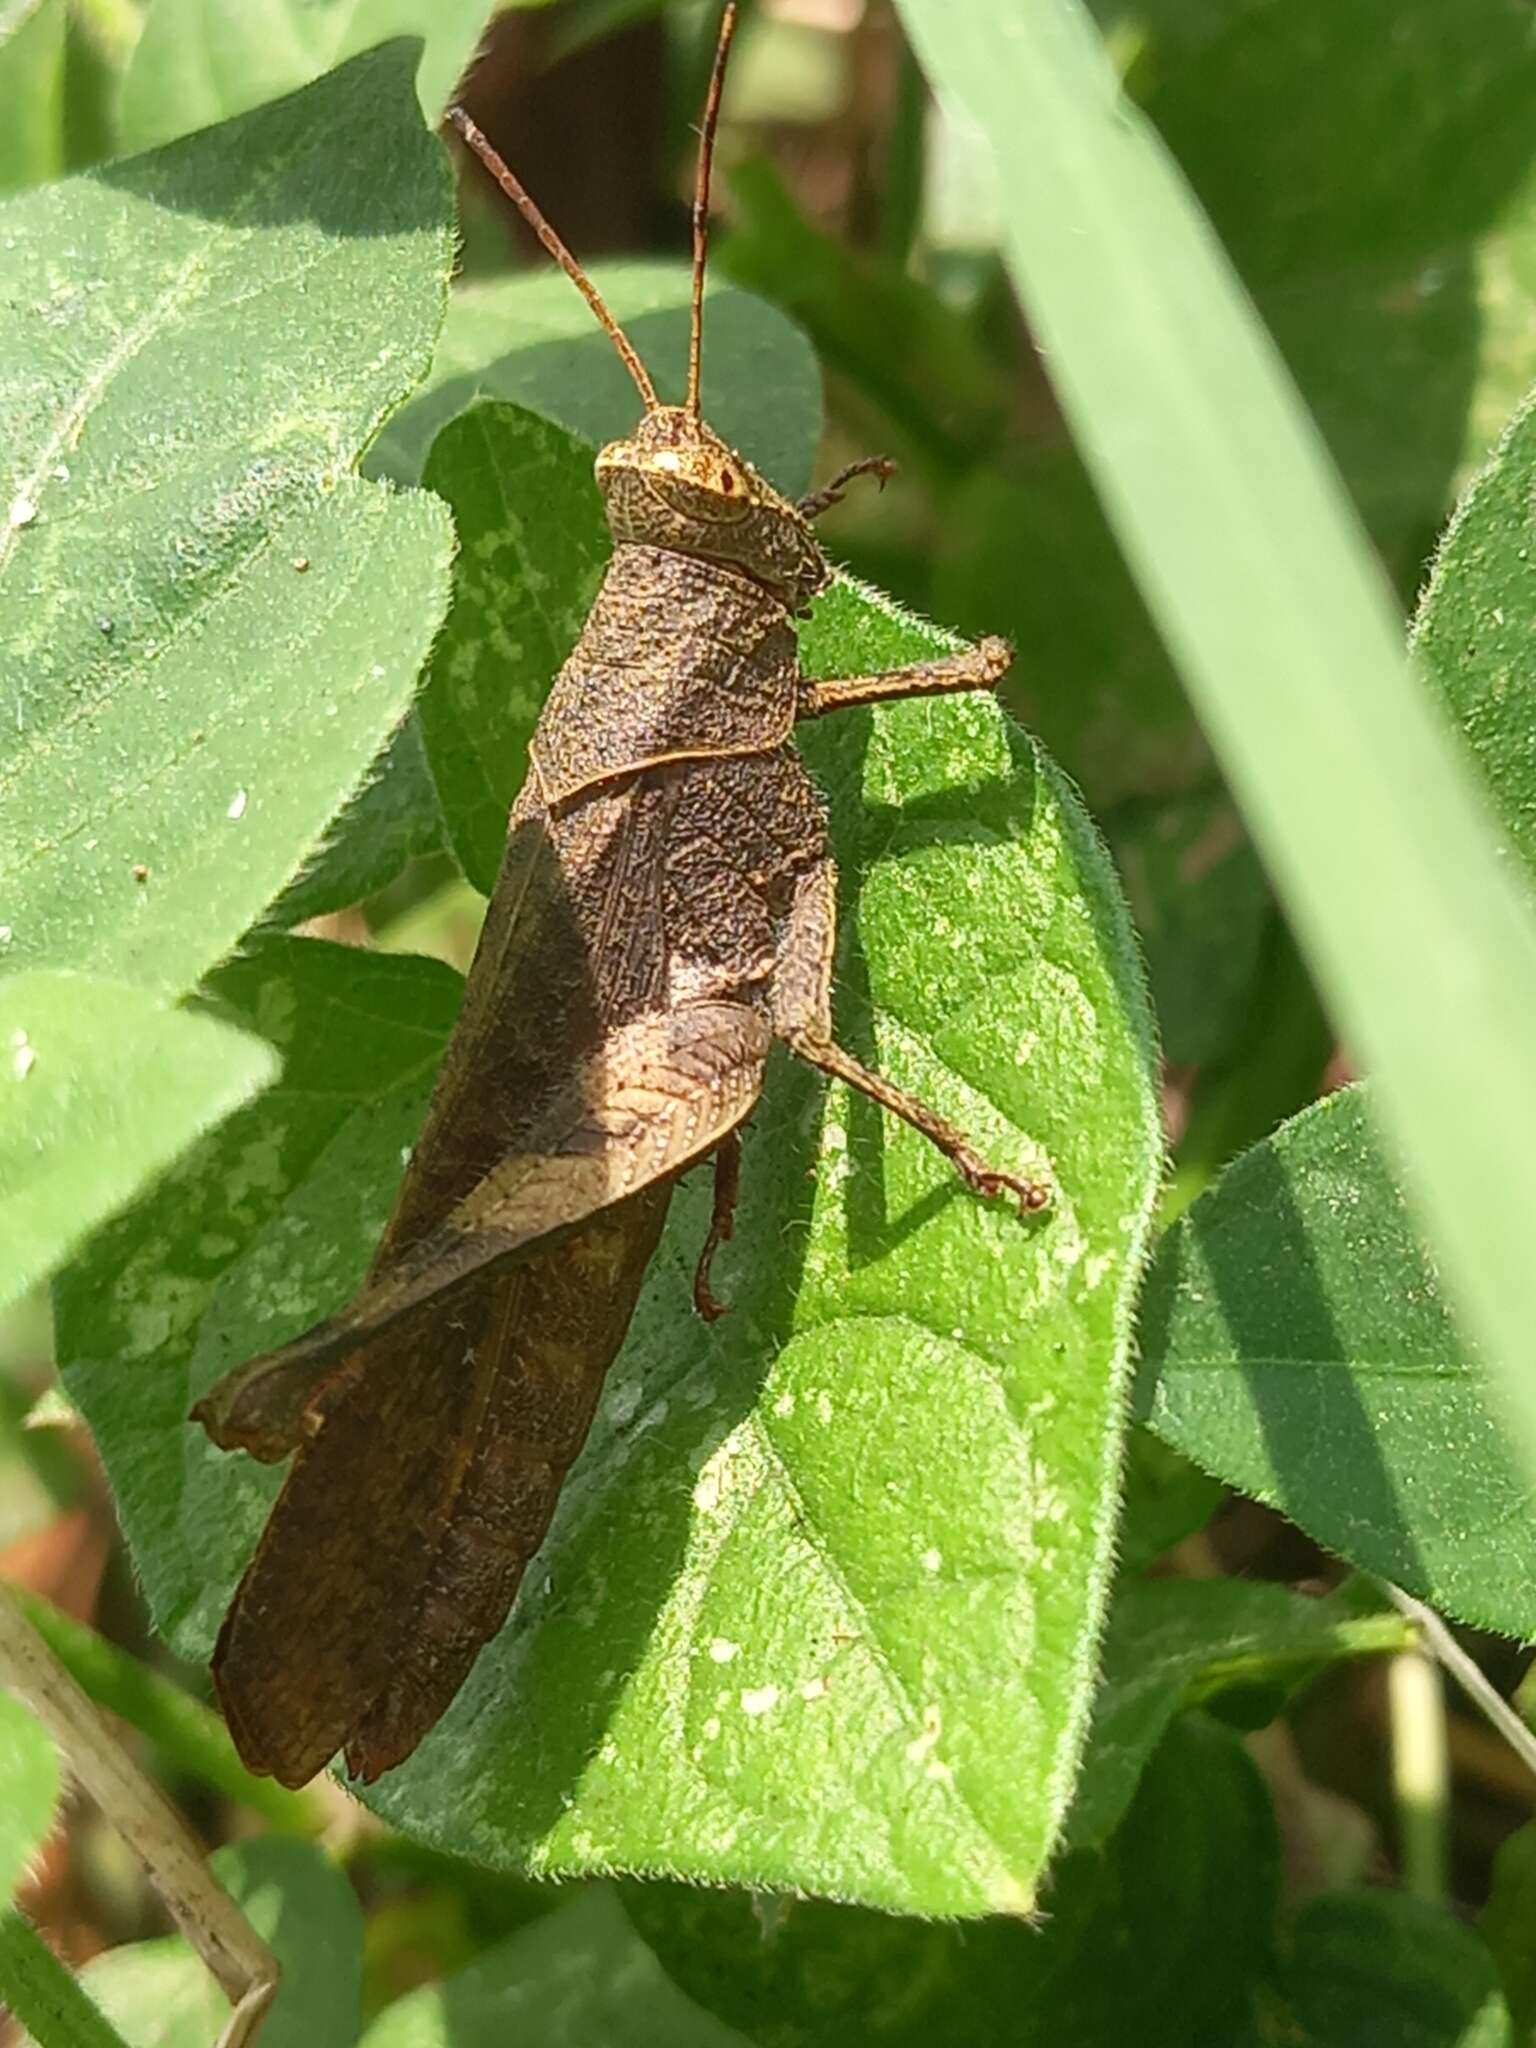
left=896, top=0, right=1536, bottom=1471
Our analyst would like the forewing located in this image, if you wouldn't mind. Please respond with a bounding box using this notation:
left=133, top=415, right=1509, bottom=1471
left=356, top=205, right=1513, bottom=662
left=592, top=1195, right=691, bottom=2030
left=195, top=769, right=769, bottom=1782
left=343, top=1181, right=672, bottom=1782
left=194, top=999, right=770, bottom=1457
left=211, top=1181, right=672, bottom=1788
left=211, top=1304, right=499, bottom=1787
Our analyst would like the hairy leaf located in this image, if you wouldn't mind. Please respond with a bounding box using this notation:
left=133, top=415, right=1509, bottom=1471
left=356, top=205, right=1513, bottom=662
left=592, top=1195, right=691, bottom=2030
left=370, top=263, right=821, bottom=498
left=1065, top=1576, right=1411, bottom=1850
left=1415, top=384, right=1536, bottom=887
left=362, top=579, right=1159, bottom=1914
left=623, top=1714, right=1279, bottom=2047
left=262, top=717, right=445, bottom=928
left=67, top=578, right=1159, bottom=1915
left=117, top=1, right=501, bottom=153
left=1137, top=1087, right=1536, bottom=1636
left=0, top=44, right=455, bottom=1001
left=56, top=938, right=462, bottom=1644
left=359, top=1886, right=749, bottom=2048
left=0, top=970, right=275, bottom=1315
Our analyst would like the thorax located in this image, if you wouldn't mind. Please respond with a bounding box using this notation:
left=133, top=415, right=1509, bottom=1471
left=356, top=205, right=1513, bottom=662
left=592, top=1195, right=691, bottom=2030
left=528, top=543, right=800, bottom=805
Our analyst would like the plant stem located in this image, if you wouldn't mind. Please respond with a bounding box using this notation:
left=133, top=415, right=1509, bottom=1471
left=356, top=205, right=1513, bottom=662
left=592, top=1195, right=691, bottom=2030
left=0, top=1587, right=279, bottom=2037
left=10, top=1589, right=324, bottom=1836
left=1389, top=1644, right=1450, bottom=1905
left=1384, top=1582, right=1536, bottom=1785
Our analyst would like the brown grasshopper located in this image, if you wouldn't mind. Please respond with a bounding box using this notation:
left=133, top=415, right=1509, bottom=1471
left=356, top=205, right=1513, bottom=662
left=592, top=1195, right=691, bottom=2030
left=192, top=3, right=1048, bottom=1790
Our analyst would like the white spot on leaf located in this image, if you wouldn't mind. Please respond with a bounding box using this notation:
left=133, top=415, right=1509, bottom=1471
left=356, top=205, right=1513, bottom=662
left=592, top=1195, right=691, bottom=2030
left=905, top=1704, right=943, bottom=1765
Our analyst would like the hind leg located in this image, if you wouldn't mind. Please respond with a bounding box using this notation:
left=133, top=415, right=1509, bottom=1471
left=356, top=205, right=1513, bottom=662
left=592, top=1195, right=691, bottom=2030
left=772, top=860, right=1050, bottom=1214
left=692, top=1131, right=742, bottom=1321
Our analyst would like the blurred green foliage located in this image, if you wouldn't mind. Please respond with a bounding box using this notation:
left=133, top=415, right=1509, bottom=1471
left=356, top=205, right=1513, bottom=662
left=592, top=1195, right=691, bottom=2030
left=5, top=0, right=1536, bottom=2042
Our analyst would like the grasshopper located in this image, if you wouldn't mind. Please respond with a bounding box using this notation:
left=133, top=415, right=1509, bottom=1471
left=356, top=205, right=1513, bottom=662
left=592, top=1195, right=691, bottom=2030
left=194, top=4, right=1048, bottom=1789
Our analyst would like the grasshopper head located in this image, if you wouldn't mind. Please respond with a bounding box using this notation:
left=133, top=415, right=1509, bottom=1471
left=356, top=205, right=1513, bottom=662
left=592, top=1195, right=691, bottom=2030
left=596, top=408, right=828, bottom=610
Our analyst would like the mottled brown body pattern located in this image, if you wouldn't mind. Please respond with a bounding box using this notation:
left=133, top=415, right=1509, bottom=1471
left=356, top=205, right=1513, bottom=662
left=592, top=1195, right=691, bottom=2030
left=193, top=7, right=1047, bottom=1790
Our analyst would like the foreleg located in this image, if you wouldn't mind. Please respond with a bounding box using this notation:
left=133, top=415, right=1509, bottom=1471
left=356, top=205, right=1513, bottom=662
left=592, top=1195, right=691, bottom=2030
left=795, top=455, right=896, bottom=522
left=797, top=634, right=1012, bottom=721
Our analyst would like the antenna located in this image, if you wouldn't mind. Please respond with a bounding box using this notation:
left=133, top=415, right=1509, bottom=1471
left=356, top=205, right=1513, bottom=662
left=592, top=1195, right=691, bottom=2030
left=447, top=105, right=659, bottom=413
left=686, top=4, right=739, bottom=417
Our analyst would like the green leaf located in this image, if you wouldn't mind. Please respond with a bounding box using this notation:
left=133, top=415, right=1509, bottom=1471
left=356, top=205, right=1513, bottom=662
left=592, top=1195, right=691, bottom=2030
left=117, top=0, right=501, bottom=154
left=0, top=43, right=455, bottom=999
left=418, top=403, right=609, bottom=893
left=933, top=462, right=1208, bottom=814
left=894, top=0, right=1536, bottom=1483
left=356, top=579, right=1159, bottom=1915
left=0, top=0, right=66, bottom=194
left=0, top=970, right=275, bottom=1314
left=1415, top=387, right=1536, bottom=887
left=76, top=579, right=1158, bottom=1915
left=55, top=936, right=462, bottom=1645
left=77, top=1838, right=363, bottom=2048
left=369, top=264, right=822, bottom=498
left=1106, top=793, right=1270, bottom=1067
left=263, top=717, right=445, bottom=927
left=1116, top=1425, right=1224, bottom=1571
left=359, top=1886, right=750, bottom=2048
left=1065, top=1576, right=1411, bottom=1851
left=5, top=1909, right=131, bottom=2048
left=1281, top=1891, right=1510, bottom=2048
left=1136, top=1086, right=1536, bottom=1637
left=0, top=1692, right=58, bottom=1906
left=624, top=1712, right=1279, bottom=2047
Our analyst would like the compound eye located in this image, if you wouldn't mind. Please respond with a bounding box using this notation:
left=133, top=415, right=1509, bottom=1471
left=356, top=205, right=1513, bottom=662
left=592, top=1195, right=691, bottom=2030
left=717, top=463, right=742, bottom=497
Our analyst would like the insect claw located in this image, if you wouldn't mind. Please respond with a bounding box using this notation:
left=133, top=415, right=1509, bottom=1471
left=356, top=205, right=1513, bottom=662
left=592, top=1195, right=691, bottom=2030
left=695, top=1275, right=731, bottom=1322
left=957, top=1152, right=1052, bottom=1217
left=795, top=455, right=898, bottom=521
